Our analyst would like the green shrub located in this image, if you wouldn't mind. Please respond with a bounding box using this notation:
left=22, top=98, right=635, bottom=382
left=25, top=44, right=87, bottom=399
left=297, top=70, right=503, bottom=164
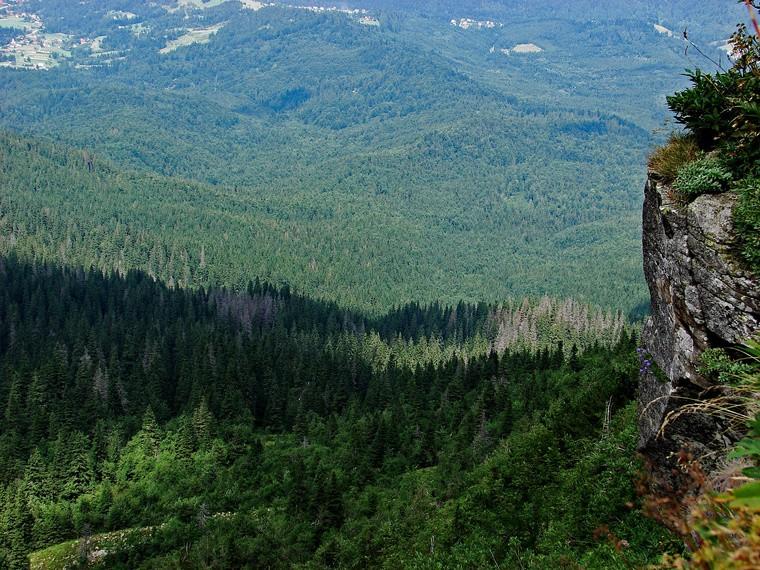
left=665, top=24, right=759, bottom=271
left=659, top=338, right=760, bottom=569
left=667, top=69, right=740, bottom=149
left=667, top=25, right=760, bottom=173
left=648, top=134, right=702, bottom=183
left=734, top=176, right=760, bottom=272
left=673, top=156, right=732, bottom=197
left=699, top=346, right=756, bottom=384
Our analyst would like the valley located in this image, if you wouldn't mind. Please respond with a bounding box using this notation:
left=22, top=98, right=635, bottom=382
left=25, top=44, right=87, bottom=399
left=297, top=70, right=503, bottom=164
left=1, top=0, right=734, bottom=313
left=0, top=1, right=758, bottom=568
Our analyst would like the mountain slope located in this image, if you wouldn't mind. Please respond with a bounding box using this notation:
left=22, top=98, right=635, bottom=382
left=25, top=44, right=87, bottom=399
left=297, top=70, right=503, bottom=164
left=5, top=0, right=735, bottom=311
left=0, top=256, right=673, bottom=569
left=1, top=0, right=748, bottom=311
left=0, top=130, right=647, bottom=312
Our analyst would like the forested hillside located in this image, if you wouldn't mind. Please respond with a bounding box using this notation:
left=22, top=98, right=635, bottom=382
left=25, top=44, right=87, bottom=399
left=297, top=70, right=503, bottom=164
left=0, top=0, right=743, bottom=313
left=0, top=130, right=647, bottom=315
left=0, top=257, right=675, bottom=568
left=1, top=1, right=757, bottom=568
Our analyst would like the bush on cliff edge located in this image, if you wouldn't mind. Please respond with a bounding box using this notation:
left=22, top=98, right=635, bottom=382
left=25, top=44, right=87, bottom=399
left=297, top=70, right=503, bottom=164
left=656, top=20, right=760, bottom=274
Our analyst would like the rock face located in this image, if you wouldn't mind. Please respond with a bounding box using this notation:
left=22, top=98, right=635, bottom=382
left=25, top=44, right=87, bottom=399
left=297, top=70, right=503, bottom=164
left=638, top=173, right=760, bottom=493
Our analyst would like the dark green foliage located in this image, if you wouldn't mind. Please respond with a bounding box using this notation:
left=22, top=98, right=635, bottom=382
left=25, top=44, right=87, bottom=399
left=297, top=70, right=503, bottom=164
left=666, top=25, right=760, bottom=173
left=667, top=69, right=747, bottom=149
left=673, top=155, right=732, bottom=197
left=663, top=23, right=760, bottom=270
left=0, top=257, right=675, bottom=568
left=2, top=2, right=728, bottom=566
left=0, top=27, right=24, bottom=46
left=734, top=177, right=760, bottom=272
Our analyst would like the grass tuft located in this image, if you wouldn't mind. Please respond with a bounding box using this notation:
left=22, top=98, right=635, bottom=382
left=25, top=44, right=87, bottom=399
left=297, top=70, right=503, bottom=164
left=648, top=133, right=701, bottom=184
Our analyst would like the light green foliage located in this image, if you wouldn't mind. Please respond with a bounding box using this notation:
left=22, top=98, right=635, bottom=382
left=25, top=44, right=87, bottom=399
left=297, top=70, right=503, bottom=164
left=699, top=346, right=756, bottom=384
left=673, top=156, right=732, bottom=197
left=660, top=337, right=760, bottom=568
left=731, top=414, right=760, bottom=511
left=726, top=337, right=760, bottom=508
left=0, top=130, right=646, bottom=315
left=30, top=527, right=155, bottom=570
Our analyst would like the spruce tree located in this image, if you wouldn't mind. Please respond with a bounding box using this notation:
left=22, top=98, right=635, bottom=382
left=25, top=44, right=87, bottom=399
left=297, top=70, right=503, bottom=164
left=192, top=399, right=213, bottom=449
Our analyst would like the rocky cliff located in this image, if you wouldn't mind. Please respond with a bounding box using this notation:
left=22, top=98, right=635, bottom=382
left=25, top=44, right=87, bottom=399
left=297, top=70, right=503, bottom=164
left=638, top=173, right=760, bottom=496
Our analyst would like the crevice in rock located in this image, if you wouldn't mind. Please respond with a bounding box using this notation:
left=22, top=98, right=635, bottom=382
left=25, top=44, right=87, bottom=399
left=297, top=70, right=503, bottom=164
left=638, top=172, right=760, bottom=501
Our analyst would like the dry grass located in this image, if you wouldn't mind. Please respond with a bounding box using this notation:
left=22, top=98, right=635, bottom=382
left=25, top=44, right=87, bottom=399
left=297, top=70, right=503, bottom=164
left=660, top=339, right=760, bottom=440
left=655, top=338, right=760, bottom=569
left=658, top=490, right=760, bottom=570
left=648, top=133, right=702, bottom=184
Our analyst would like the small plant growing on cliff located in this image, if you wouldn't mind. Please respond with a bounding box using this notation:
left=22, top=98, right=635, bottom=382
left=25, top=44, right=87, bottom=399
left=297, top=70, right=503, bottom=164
left=733, top=176, right=760, bottom=272
left=673, top=155, right=732, bottom=197
left=667, top=23, right=760, bottom=172
left=659, top=337, right=760, bottom=569
left=699, top=346, right=757, bottom=384
left=648, top=133, right=702, bottom=184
